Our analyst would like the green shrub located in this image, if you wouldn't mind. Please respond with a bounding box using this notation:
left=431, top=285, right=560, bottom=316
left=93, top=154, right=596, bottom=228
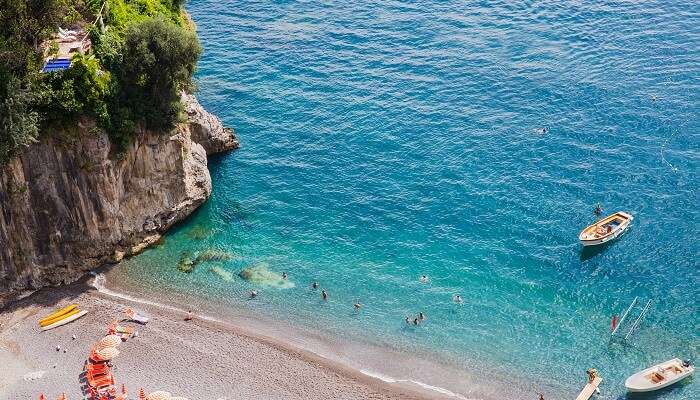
left=0, top=76, right=40, bottom=163
left=111, top=17, right=200, bottom=133
left=0, top=0, right=198, bottom=162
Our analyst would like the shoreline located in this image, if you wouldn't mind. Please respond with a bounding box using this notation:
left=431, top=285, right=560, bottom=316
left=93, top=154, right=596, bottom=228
left=101, top=267, right=561, bottom=400
left=0, top=275, right=462, bottom=400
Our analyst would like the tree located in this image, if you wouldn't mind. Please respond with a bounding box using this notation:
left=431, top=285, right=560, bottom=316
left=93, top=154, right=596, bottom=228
left=112, top=17, right=201, bottom=132
left=0, top=76, right=39, bottom=163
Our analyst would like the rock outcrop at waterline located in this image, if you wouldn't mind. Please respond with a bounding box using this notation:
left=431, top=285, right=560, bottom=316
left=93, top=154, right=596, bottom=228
left=0, top=96, right=238, bottom=307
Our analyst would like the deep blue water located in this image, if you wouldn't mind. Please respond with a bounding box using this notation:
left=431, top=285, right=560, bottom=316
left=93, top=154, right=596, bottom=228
left=112, top=1, right=699, bottom=398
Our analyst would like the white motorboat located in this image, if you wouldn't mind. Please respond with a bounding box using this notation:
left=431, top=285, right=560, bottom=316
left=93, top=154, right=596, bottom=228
left=625, top=358, right=694, bottom=392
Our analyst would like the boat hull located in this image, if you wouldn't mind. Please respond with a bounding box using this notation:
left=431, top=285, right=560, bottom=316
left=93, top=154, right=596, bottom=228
left=579, top=211, right=632, bottom=246
left=625, top=358, right=694, bottom=392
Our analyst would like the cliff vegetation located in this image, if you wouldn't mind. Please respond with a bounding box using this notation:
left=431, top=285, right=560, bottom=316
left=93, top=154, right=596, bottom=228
left=0, top=0, right=200, bottom=163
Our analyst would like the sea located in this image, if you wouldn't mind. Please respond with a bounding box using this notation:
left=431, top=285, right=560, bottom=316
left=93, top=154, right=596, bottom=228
left=105, top=1, right=700, bottom=398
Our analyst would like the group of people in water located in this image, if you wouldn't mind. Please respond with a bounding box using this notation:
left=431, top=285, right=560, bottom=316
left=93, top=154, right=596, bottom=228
left=245, top=272, right=466, bottom=327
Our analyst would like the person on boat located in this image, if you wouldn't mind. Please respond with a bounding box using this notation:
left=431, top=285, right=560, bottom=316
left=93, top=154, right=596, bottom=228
left=250, top=290, right=258, bottom=299
left=321, top=289, right=328, bottom=301
left=312, top=281, right=319, bottom=289
left=419, top=312, right=426, bottom=321
left=594, top=203, right=603, bottom=217
left=282, top=272, right=288, bottom=280
left=420, top=275, right=429, bottom=283
left=453, top=294, right=464, bottom=304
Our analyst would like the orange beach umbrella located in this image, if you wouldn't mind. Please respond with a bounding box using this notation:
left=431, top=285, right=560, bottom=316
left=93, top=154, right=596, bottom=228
left=99, top=334, right=122, bottom=348
left=95, top=346, right=119, bottom=360
left=145, top=391, right=172, bottom=400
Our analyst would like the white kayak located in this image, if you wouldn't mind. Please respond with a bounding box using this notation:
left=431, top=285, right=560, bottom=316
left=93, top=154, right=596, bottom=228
left=41, top=310, right=88, bottom=331
left=625, top=358, right=694, bottom=392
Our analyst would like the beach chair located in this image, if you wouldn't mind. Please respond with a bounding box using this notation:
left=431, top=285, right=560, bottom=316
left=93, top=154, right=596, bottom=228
left=124, top=308, right=150, bottom=324
left=87, top=373, right=114, bottom=390
left=86, top=363, right=111, bottom=380
left=116, top=325, right=135, bottom=339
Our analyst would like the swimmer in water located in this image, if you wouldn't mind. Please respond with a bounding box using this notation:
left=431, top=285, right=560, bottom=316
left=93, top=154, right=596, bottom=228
left=419, top=275, right=429, bottom=283
left=282, top=272, right=288, bottom=280
left=413, top=317, right=420, bottom=325
left=419, top=312, right=426, bottom=321
left=312, top=281, right=319, bottom=289
left=250, top=290, right=258, bottom=299
left=594, top=203, right=603, bottom=217
left=353, top=301, right=362, bottom=311
left=405, top=316, right=411, bottom=325
left=321, top=289, right=328, bottom=301
left=453, top=294, right=464, bottom=304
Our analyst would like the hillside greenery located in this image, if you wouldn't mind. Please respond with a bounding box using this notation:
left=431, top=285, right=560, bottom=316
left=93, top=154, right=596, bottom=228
left=0, top=0, right=201, bottom=162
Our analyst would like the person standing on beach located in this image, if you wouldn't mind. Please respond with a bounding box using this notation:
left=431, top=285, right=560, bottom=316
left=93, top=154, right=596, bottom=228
left=321, top=289, right=328, bottom=301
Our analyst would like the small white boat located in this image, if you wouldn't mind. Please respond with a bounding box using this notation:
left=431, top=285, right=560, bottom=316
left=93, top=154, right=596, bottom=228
left=579, top=211, right=633, bottom=246
left=41, top=310, right=88, bottom=331
left=625, top=358, right=694, bottom=392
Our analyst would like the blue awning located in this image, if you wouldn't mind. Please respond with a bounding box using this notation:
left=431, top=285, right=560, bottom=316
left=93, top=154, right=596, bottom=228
left=42, top=58, right=72, bottom=73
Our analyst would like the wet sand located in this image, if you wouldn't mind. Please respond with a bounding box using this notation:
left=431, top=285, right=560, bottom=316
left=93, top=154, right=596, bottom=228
left=0, top=277, right=448, bottom=400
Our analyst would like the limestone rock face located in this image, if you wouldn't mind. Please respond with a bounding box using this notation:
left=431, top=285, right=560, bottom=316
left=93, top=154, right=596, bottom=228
left=182, top=93, right=239, bottom=155
left=0, top=100, right=237, bottom=307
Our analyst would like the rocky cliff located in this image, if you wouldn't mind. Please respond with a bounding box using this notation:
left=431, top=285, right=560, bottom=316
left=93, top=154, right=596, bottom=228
left=0, top=95, right=238, bottom=307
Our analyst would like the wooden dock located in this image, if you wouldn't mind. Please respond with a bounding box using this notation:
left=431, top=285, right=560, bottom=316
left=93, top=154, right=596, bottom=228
left=575, top=376, right=602, bottom=400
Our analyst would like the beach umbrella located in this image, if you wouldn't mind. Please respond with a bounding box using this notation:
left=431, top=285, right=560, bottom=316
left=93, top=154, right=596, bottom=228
left=138, top=388, right=146, bottom=400
left=99, top=334, right=122, bottom=347
left=121, top=384, right=128, bottom=395
left=39, top=394, right=46, bottom=400
left=95, top=346, right=119, bottom=360
left=170, top=397, right=189, bottom=400
left=145, top=391, right=172, bottom=400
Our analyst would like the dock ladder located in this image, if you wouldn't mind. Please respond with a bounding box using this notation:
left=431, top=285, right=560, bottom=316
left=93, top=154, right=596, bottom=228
left=611, top=297, right=652, bottom=340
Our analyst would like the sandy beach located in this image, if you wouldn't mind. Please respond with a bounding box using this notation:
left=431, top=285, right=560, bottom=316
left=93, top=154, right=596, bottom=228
left=0, top=276, right=450, bottom=400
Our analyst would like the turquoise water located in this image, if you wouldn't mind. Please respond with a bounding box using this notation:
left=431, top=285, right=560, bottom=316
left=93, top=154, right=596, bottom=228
left=113, top=1, right=699, bottom=398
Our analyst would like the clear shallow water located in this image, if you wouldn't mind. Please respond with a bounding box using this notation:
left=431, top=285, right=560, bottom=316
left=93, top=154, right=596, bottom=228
left=112, top=1, right=699, bottom=398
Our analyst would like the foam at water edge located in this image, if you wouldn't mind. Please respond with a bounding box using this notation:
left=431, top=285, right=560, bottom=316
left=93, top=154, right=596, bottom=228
left=91, top=273, right=473, bottom=400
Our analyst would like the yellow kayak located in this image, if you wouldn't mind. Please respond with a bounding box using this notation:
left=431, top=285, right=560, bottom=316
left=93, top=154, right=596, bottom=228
left=39, top=304, right=77, bottom=325
left=41, top=310, right=88, bottom=331
left=40, top=308, right=81, bottom=327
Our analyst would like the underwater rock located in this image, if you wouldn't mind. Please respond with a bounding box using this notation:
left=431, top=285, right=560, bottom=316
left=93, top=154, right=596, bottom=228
left=195, top=249, right=236, bottom=263
left=177, top=251, right=197, bottom=273
left=186, top=225, right=214, bottom=240
left=210, top=266, right=233, bottom=282
left=238, top=263, right=294, bottom=288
